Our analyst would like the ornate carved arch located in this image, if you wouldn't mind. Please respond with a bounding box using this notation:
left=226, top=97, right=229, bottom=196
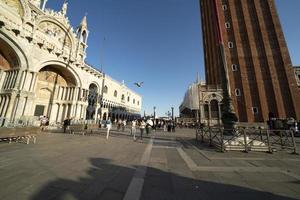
left=36, top=60, right=82, bottom=87
left=36, top=17, right=75, bottom=51
left=203, top=93, right=223, bottom=103
left=0, top=32, right=28, bottom=69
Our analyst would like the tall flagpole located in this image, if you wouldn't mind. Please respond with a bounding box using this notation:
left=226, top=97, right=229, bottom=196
left=213, top=0, right=237, bottom=132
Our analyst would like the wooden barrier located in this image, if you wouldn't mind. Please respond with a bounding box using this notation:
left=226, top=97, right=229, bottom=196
left=0, top=127, right=40, bottom=144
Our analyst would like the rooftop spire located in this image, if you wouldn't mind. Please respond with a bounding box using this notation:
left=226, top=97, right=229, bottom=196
left=80, top=14, right=88, bottom=29
left=61, top=0, right=68, bottom=16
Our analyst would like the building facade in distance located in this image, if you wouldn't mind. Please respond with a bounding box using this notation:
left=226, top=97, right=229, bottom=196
left=179, top=78, right=223, bottom=126
left=200, top=0, right=300, bottom=122
left=0, top=0, right=141, bottom=126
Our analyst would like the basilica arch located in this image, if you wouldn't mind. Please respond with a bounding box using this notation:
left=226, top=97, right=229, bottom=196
left=33, top=63, right=79, bottom=122
left=0, top=0, right=142, bottom=126
left=0, top=35, right=28, bottom=122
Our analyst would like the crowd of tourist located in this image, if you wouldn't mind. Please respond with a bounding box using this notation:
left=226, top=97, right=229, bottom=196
left=102, top=118, right=177, bottom=140
left=39, top=115, right=190, bottom=140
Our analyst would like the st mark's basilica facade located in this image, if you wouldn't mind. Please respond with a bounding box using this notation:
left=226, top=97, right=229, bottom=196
left=0, top=0, right=142, bottom=126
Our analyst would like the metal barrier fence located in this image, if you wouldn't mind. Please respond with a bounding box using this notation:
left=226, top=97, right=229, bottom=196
left=196, top=127, right=298, bottom=154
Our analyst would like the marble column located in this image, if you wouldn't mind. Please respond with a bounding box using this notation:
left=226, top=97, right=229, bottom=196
left=208, top=103, right=211, bottom=127
left=218, top=103, right=222, bottom=126
left=0, top=70, right=4, bottom=89
left=5, top=93, right=17, bottom=120
left=0, top=96, right=9, bottom=118
left=29, top=72, right=38, bottom=92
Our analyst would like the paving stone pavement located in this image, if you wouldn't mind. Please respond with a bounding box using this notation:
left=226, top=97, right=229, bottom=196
left=0, top=128, right=300, bottom=200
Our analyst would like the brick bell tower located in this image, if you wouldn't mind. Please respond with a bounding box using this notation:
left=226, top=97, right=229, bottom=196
left=200, top=0, right=300, bottom=122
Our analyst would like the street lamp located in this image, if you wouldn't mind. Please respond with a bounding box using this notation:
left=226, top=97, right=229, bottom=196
left=171, top=107, right=174, bottom=121
left=153, top=106, right=156, bottom=119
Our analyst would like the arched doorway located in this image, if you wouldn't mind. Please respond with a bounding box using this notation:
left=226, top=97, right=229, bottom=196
left=0, top=37, right=20, bottom=120
left=34, top=65, right=77, bottom=122
left=86, top=83, right=98, bottom=120
left=210, top=100, right=219, bottom=119
left=103, top=112, right=107, bottom=120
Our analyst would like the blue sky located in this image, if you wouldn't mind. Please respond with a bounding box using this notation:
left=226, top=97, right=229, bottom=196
left=47, top=0, right=300, bottom=117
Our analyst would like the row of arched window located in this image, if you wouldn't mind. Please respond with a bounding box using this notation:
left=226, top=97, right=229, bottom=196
left=103, top=86, right=139, bottom=105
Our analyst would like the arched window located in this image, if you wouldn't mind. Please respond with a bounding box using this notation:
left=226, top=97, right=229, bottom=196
left=137, top=101, right=140, bottom=106
left=127, top=96, right=130, bottom=102
left=204, top=103, right=209, bottom=118
left=114, top=90, right=118, bottom=97
left=81, top=30, right=87, bottom=43
left=133, top=99, right=136, bottom=104
left=103, top=86, right=108, bottom=94
left=210, top=100, right=219, bottom=119
left=121, top=94, right=125, bottom=101
left=235, top=88, right=241, bottom=96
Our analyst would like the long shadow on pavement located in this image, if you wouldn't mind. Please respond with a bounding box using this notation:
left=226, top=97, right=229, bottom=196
left=30, top=158, right=296, bottom=200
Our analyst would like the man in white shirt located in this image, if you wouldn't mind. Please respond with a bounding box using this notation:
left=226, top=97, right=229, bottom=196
left=140, top=120, right=146, bottom=140
left=131, top=120, right=137, bottom=141
left=106, top=118, right=112, bottom=140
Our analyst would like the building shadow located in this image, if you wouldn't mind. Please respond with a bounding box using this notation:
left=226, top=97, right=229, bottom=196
left=30, top=157, right=297, bottom=200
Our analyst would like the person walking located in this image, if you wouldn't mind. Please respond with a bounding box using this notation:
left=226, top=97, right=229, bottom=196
left=172, top=121, right=176, bottom=132
left=106, top=118, right=112, bottom=140
left=140, top=120, right=146, bottom=140
left=132, top=120, right=137, bottom=141
left=63, top=117, right=70, bottom=133
left=117, top=119, right=122, bottom=131
left=122, top=120, right=126, bottom=132
left=163, top=121, right=167, bottom=132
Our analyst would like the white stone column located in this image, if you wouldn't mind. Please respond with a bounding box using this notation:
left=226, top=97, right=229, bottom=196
left=67, top=104, right=72, bottom=118
left=13, top=96, right=26, bottom=120
left=5, top=94, right=17, bottom=120
left=68, top=88, right=72, bottom=101
left=83, top=105, right=86, bottom=119
left=53, top=85, right=59, bottom=100
left=74, top=103, right=78, bottom=119
left=4, top=71, right=10, bottom=89
left=61, top=104, right=67, bottom=121
left=57, top=104, right=63, bottom=122
left=60, top=87, right=64, bottom=100
left=9, top=71, right=16, bottom=89
left=20, top=70, right=28, bottom=90
left=208, top=103, right=211, bottom=127
left=218, top=103, right=222, bottom=125
left=3, top=71, right=11, bottom=89
left=50, top=103, right=58, bottom=122
left=12, top=70, right=22, bottom=89
left=0, top=96, right=5, bottom=117
left=56, top=104, right=61, bottom=122
left=0, top=70, right=4, bottom=89
left=23, top=97, right=34, bottom=117
left=17, top=70, right=25, bottom=90
left=79, top=104, right=83, bottom=119
left=0, top=96, right=9, bottom=117
left=29, top=72, right=38, bottom=92
left=57, top=86, right=62, bottom=100
left=64, top=87, right=69, bottom=101
left=62, top=87, right=66, bottom=101
left=42, top=0, right=48, bottom=10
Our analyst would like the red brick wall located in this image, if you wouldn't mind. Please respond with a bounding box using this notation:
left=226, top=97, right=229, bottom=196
left=200, top=0, right=300, bottom=122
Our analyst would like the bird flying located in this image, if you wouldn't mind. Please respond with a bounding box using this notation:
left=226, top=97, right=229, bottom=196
left=134, top=82, right=144, bottom=88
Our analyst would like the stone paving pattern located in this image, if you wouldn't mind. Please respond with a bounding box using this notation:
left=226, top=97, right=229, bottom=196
left=0, top=128, right=300, bottom=200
